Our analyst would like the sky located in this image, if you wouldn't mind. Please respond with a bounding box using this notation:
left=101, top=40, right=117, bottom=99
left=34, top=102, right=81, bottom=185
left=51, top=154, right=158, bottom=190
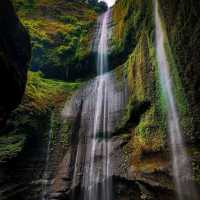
left=99, top=0, right=116, bottom=7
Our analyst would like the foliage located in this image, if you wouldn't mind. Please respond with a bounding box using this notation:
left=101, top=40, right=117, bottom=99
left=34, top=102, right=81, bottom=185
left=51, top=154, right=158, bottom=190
left=110, top=0, right=154, bottom=67
left=13, top=0, right=97, bottom=80
left=112, top=0, right=200, bottom=184
left=0, top=134, right=26, bottom=161
left=0, top=72, right=80, bottom=161
left=112, top=0, right=167, bottom=172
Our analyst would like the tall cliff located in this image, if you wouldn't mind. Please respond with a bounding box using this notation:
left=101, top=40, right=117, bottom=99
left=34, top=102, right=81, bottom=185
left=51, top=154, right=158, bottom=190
left=110, top=0, right=200, bottom=196
left=0, top=0, right=200, bottom=200
left=0, top=1, right=81, bottom=200
left=159, top=0, right=200, bottom=142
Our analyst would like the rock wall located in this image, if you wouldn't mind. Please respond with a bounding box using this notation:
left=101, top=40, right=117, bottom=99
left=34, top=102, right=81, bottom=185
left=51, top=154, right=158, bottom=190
left=110, top=0, right=200, bottom=197
left=46, top=1, right=198, bottom=199
left=1, top=0, right=200, bottom=199
left=47, top=68, right=176, bottom=200
left=0, top=75, right=80, bottom=200
left=159, top=0, right=200, bottom=142
left=0, top=116, right=51, bottom=200
left=0, top=0, right=31, bottom=127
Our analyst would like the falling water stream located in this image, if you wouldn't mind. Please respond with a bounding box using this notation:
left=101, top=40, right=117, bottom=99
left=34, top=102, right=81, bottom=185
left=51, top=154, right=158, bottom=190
left=63, top=9, right=127, bottom=200
left=42, top=2, right=199, bottom=200
left=155, top=1, right=198, bottom=199
left=83, top=10, right=111, bottom=200
left=41, top=127, right=52, bottom=200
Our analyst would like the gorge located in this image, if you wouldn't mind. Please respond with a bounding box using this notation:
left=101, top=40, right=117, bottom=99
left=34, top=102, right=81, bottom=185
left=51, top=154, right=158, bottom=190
left=0, top=0, right=200, bottom=200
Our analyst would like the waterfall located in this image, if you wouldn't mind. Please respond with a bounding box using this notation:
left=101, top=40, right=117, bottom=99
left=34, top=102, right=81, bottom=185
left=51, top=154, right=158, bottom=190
left=62, top=8, right=127, bottom=200
left=154, top=1, right=198, bottom=199
left=83, top=10, right=112, bottom=200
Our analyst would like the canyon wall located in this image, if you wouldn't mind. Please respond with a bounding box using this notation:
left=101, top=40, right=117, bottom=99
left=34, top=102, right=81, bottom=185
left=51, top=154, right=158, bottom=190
left=0, top=0, right=31, bottom=127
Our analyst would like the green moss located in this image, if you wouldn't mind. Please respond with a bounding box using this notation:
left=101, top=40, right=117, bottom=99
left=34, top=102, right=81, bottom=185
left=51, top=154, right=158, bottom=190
left=0, top=134, right=26, bottom=161
left=0, top=71, right=80, bottom=162
left=59, top=15, right=78, bottom=24
left=156, top=2, right=193, bottom=138
left=13, top=0, right=97, bottom=80
left=157, top=1, right=200, bottom=142
left=25, top=71, right=80, bottom=112
left=111, top=0, right=168, bottom=165
left=111, top=0, right=154, bottom=66
left=164, top=41, right=192, bottom=135
left=51, top=110, right=72, bottom=150
left=114, top=36, right=166, bottom=153
left=136, top=105, right=165, bottom=150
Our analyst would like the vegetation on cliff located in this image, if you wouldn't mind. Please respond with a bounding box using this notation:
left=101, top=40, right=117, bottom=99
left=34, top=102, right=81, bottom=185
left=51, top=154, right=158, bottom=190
left=112, top=0, right=200, bottom=186
left=159, top=0, right=200, bottom=142
left=1, top=0, right=200, bottom=199
left=0, top=72, right=80, bottom=161
left=0, top=0, right=97, bottom=163
left=13, top=0, right=99, bottom=80
left=112, top=0, right=168, bottom=174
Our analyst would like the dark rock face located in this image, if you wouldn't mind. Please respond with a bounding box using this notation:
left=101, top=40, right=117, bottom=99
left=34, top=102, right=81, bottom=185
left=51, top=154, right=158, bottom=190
left=0, top=116, right=51, bottom=200
left=0, top=107, right=73, bottom=200
left=159, top=0, right=200, bottom=141
left=0, top=0, right=31, bottom=127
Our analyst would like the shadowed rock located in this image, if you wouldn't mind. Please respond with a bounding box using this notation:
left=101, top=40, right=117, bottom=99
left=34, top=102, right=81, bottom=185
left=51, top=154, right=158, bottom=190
left=0, top=0, right=31, bottom=127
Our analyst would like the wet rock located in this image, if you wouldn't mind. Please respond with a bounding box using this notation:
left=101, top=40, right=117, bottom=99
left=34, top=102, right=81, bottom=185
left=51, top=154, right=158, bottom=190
left=113, top=176, right=176, bottom=200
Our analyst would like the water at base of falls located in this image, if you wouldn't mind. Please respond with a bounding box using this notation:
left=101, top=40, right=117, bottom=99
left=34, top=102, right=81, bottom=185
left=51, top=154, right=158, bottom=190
left=154, top=1, right=198, bottom=199
left=62, top=9, right=128, bottom=200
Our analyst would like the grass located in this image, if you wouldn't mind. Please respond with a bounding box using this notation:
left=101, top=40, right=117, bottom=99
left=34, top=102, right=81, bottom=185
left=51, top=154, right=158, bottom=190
left=24, top=71, right=80, bottom=112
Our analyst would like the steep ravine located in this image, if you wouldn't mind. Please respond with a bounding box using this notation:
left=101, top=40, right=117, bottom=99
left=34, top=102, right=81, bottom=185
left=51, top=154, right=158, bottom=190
left=45, top=1, right=179, bottom=199
left=0, top=0, right=200, bottom=200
